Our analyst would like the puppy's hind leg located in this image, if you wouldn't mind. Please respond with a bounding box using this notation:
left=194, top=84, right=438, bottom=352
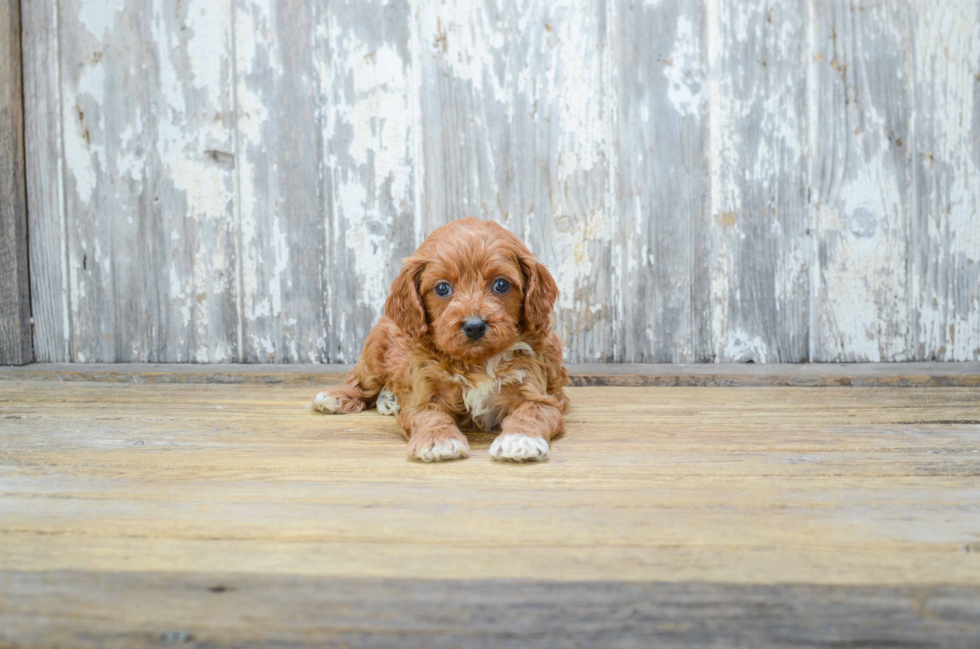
left=375, top=388, right=400, bottom=416
left=312, top=359, right=383, bottom=415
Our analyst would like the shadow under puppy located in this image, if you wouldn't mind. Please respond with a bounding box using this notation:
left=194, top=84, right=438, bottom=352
left=312, top=218, right=569, bottom=463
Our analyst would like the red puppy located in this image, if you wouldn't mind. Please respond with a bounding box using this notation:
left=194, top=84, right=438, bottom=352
left=313, top=218, right=569, bottom=462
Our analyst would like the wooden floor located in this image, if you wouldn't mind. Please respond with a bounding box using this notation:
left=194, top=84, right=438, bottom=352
left=2, top=369, right=980, bottom=647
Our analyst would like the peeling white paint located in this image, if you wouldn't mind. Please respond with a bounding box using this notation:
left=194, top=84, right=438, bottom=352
left=63, top=61, right=107, bottom=204
left=77, top=0, right=124, bottom=38
left=184, top=2, right=228, bottom=93
left=267, top=224, right=290, bottom=318
left=723, top=331, right=769, bottom=363
left=324, top=21, right=413, bottom=314
left=553, top=212, right=610, bottom=314
left=664, top=15, right=704, bottom=118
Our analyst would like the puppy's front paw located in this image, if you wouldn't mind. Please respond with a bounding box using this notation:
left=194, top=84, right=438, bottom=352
left=312, top=390, right=365, bottom=414
left=490, top=434, right=549, bottom=463
left=408, top=436, right=470, bottom=463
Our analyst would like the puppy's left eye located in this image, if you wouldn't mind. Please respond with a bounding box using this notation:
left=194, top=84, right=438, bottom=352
left=434, top=282, right=453, bottom=297
left=492, top=278, right=511, bottom=294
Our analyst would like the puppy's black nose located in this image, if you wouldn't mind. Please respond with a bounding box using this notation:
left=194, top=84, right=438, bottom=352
left=461, top=318, right=488, bottom=341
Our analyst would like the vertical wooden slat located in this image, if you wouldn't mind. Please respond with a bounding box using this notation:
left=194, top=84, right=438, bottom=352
left=613, top=0, right=709, bottom=363
left=0, top=0, right=33, bottom=365
left=707, top=0, right=810, bottom=362
left=58, top=0, right=135, bottom=362
left=809, top=0, right=913, bottom=362
left=147, top=0, right=240, bottom=363
left=22, top=0, right=70, bottom=362
left=320, top=0, right=419, bottom=363
left=234, top=0, right=325, bottom=363
left=415, top=0, right=615, bottom=362
left=58, top=0, right=239, bottom=362
left=909, top=0, right=980, bottom=361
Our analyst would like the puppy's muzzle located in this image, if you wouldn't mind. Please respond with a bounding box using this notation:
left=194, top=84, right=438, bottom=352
left=461, top=317, right=489, bottom=341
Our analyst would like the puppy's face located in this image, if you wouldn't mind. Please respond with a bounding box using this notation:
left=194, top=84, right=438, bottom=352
left=384, top=219, right=558, bottom=363
left=418, top=248, right=525, bottom=362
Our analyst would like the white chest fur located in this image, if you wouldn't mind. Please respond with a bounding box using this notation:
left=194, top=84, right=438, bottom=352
left=451, top=342, right=533, bottom=430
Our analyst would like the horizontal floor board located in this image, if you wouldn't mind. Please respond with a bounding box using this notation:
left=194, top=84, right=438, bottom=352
left=1, top=382, right=979, bottom=584
left=2, top=572, right=980, bottom=649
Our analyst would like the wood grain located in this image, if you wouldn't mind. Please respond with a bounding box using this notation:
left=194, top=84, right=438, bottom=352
left=0, top=0, right=32, bottom=366
left=2, top=572, right=979, bottom=648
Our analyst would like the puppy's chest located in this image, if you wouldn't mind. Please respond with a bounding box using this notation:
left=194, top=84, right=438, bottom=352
left=448, top=365, right=526, bottom=430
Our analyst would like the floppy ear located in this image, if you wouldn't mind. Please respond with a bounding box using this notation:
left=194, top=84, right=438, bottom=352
left=519, top=254, right=559, bottom=335
left=384, top=258, right=427, bottom=338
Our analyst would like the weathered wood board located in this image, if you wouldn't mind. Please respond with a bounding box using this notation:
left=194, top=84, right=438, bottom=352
left=708, top=0, right=810, bottom=363
left=1, top=380, right=980, bottom=646
left=21, top=0, right=980, bottom=363
left=909, top=0, right=980, bottom=362
left=809, top=0, right=913, bottom=362
left=21, top=0, right=67, bottom=363
left=614, top=0, right=710, bottom=363
left=235, top=0, right=323, bottom=363
left=3, top=573, right=980, bottom=648
left=0, top=0, right=33, bottom=365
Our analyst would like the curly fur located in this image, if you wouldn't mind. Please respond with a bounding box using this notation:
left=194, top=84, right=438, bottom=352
left=312, top=218, right=569, bottom=462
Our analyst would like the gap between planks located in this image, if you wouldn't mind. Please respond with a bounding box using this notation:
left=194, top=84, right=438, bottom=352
left=0, top=362, right=978, bottom=387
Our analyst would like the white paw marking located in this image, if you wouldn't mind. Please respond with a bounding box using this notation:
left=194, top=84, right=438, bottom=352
left=312, top=391, right=342, bottom=414
left=412, top=438, right=469, bottom=463
left=490, top=434, right=549, bottom=462
left=376, top=389, right=400, bottom=416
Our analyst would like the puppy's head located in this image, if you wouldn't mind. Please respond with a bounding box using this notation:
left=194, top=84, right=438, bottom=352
left=384, top=218, right=558, bottom=362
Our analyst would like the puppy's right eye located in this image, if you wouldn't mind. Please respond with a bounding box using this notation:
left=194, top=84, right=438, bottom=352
left=434, top=282, right=453, bottom=297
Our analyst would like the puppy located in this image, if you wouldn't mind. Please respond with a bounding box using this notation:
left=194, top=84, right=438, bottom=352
left=312, top=218, right=569, bottom=463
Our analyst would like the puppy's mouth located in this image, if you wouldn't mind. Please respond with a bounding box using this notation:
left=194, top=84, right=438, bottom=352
left=459, top=336, right=493, bottom=352
left=452, top=328, right=500, bottom=359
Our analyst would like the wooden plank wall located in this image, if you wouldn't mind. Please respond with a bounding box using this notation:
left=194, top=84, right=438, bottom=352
left=21, top=0, right=980, bottom=364
left=0, top=0, right=33, bottom=365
